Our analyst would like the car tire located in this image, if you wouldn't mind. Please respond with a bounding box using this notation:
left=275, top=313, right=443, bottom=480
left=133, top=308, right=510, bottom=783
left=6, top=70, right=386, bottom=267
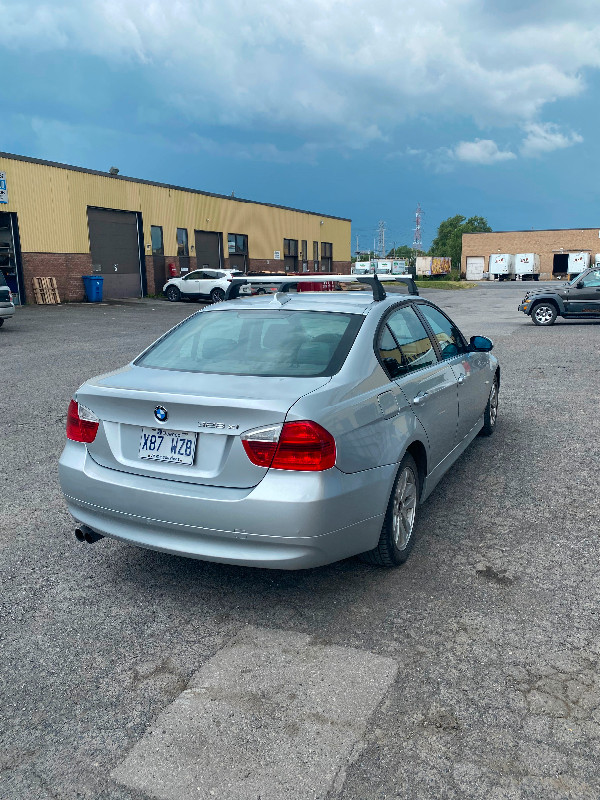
left=210, top=288, right=226, bottom=303
left=257, top=288, right=266, bottom=295
left=531, top=302, right=557, bottom=326
left=360, top=453, right=419, bottom=567
left=165, top=285, right=181, bottom=302
left=0, top=319, right=4, bottom=328
left=479, top=376, right=499, bottom=436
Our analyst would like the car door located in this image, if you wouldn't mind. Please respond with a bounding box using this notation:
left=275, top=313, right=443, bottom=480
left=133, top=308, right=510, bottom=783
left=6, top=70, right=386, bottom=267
left=564, top=269, right=600, bottom=314
left=179, top=270, right=203, bottom=297
left=195, top=270, right=221, bottom=297
left=416, top=302, right=490, bottom=442
left=382, top=304, right=459, bottom=470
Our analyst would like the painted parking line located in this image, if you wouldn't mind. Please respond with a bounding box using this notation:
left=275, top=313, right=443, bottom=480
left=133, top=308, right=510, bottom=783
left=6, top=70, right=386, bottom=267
left=112, top=626, right=397, bottom=800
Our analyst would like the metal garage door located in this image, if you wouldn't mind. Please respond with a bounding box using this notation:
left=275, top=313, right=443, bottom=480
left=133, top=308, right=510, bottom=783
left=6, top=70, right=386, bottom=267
left=87, top=208, right=142, bottom=298
left=195, top=231, right=222, bottom=270
left=466, top=256, right=485, bottom=281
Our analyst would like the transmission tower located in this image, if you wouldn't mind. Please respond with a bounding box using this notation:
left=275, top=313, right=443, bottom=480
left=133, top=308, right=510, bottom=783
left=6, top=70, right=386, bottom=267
left=412, top=203, right=423, bottom=252
left=377, top=220, right=386, bottom=257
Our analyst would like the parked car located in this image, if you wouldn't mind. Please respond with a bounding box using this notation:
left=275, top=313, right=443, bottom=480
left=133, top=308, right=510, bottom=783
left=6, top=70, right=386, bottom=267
left=59, top=285, right=499, bottom=570
left=518, top=267, right=600, bottom=325
left=0, top=272, right=15, bottom=328
left=163, top=269, right=251, bottom=303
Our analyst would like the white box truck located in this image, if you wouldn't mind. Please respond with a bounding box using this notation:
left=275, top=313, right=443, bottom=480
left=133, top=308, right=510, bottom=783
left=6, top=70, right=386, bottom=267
left=489, top=253, right=515, bottom=281
left=514, top=253, right=540, bottom=281
left=568, top=252, right=590, bottom=275
left=351, top=261, right=372, bottom=275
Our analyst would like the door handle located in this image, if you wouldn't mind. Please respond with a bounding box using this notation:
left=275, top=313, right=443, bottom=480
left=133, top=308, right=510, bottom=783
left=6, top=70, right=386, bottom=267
left=413, top=391, right=429, bottom=405
left=457, top=374, right=465, bottom=384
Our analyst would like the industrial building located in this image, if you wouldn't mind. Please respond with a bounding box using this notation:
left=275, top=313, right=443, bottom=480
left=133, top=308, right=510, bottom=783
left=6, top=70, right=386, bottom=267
left=0, top=152, right=351, bottom=304
left=462, top=228, right=600, bottom=280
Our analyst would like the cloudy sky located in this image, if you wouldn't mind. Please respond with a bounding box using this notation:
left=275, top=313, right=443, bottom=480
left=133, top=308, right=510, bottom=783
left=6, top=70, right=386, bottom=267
left=2, top=0, right=599, bottom=249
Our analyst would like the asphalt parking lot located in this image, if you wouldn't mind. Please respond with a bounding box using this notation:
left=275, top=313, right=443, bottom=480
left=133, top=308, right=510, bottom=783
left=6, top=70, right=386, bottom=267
left=2, top=282, right=600, bottom=800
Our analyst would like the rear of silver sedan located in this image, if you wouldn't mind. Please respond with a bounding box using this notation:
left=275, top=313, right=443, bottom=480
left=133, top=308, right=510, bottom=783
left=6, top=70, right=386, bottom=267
left=58, top=300, right=394, bottom=568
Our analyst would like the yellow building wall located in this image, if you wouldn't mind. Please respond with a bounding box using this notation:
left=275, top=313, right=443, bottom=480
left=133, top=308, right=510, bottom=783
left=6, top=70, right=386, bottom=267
left=0, top=156, right=351, bottom=260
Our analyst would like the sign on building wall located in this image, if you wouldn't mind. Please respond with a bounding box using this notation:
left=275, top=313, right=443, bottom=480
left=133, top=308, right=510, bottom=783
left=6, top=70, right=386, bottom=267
left=0, top=172, right=8, bottom=204
left=273, top=250, right=281, bottom=260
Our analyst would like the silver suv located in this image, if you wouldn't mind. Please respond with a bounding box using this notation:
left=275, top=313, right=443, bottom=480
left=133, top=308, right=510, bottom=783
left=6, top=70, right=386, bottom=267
left=59, top=284, right=499, bottom=569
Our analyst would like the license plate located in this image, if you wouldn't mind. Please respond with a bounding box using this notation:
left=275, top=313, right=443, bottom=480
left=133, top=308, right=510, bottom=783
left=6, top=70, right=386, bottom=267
left=138, top=427, right=197, bottom=465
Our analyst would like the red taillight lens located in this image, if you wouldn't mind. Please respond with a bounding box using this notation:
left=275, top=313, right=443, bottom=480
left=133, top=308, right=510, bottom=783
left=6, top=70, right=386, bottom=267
left=241, top=421, right=336, bottom=471
left=66, top=399, right=99, bottom=443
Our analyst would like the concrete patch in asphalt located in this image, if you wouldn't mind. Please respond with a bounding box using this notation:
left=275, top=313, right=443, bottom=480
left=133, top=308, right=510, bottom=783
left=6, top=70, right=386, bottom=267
left=112, top=626, right=397, bottom=800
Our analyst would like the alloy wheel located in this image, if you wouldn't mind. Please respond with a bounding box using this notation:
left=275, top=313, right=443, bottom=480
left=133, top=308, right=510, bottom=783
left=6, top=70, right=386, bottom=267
left=534, top=305, right=554, bottom=324
left=489, top=382, right=498, bottom=427
left=392, top=467, right=417, bottom=550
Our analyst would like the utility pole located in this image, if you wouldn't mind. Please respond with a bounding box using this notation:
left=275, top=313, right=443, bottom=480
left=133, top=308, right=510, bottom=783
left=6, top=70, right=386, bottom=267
left=412, top=203, right=423, bottom=267
left=377, top=221, right=386, bottom=258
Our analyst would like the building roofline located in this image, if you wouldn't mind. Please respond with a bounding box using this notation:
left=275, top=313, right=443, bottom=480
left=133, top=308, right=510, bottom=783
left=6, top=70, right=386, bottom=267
left=0, top=151, right=351, bottom=223
left=464, top=227, right=599, bottom=235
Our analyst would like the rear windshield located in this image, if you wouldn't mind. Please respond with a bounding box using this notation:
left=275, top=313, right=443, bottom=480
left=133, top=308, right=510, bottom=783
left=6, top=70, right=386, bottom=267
left=0, top=273, right=7, bottom=288
left=137, top=309, right=363, bottom=377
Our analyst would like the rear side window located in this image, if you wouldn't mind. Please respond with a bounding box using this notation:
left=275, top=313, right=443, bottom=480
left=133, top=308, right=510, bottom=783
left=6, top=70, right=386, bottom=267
left=137, top=309, right=363, bottom=377
left=378, top=305, right=437, bottom=378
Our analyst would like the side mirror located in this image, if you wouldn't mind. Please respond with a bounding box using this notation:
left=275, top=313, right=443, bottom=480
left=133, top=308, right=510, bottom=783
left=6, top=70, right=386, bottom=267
left=469, top=335, right=493, bottom=352
left=576, top=281, right=584, bottom=289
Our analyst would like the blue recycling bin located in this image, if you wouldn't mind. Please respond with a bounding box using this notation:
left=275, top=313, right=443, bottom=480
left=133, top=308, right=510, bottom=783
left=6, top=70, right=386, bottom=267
left=82, top=275, right=104, bottom=303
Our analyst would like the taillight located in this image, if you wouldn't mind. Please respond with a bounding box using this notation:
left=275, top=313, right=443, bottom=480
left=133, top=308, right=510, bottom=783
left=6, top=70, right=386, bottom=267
left=241, top=421, right=336, bottom=471
left=66, top=399, right=100, bottom=443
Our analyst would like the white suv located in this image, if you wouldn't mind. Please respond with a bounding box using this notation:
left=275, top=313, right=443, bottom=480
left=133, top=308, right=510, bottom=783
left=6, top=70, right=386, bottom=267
left=0, top=272, right=15, bottom=328
left=163, top=269, right=251, bottom=303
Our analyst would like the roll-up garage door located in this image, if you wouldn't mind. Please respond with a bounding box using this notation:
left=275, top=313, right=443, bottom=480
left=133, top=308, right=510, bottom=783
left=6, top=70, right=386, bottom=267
left=466, top=257, right=485, bottom=281
left=87, top=208, right=142, bottom=298
left=195, top=231, right=222, bottom=270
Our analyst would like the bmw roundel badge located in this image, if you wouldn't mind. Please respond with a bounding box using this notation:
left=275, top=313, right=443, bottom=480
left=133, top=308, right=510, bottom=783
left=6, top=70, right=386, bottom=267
left=154, top=406, right=168, bottom=423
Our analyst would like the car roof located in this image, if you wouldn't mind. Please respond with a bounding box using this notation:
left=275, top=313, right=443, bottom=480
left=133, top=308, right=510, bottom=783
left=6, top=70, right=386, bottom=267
left=204, top=291, right=416, bottom=316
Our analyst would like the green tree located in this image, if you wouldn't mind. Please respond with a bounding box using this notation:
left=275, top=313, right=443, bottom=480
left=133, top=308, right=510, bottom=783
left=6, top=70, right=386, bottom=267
left=386, top=245, right=427, bottom=264
left=430, top=215, right=491, bottom=271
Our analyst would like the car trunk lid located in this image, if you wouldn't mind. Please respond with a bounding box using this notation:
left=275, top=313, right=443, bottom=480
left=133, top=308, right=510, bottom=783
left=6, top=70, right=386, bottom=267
left=77, top=365, right=330, bottom=488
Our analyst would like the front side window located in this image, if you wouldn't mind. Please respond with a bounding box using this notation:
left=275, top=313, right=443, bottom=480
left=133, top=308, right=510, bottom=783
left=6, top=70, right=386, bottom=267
left=137, top=310, right=363, bottom=377
left=378, top=305, right=437, bottom=378
left=182, top=271, right=201, bottom=281
left=151, top=225, right=164, bottom=255
left=417, top=304, right=465, bottom=360
left=227, top=233, right=248, bottom=255
left=580, top=269, right=600, bottom=288
left=176, top=228, right=189, bottom=257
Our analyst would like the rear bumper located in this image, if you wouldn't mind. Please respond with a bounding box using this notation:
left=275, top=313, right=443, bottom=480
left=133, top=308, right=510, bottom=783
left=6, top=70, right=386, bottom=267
left=59, top=441, right=392, bottom=569
left=0, top=304, right=15, bottom=320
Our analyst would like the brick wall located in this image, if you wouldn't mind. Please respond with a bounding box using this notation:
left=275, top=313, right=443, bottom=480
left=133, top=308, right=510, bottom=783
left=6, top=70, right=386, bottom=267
left=462, top=229, right=600, bottom=280
left=22, top=252, right=93, bottom=302
left=19, top=252, right=352, bottom=303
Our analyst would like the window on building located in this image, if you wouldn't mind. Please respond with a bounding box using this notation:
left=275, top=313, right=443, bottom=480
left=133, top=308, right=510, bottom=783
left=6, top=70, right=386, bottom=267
left=313, top=241, right=319, bottom=261
left=176, top=228, right=189, bottom=257
left=321, top=242, right=333, bottom=272
left=301, top=240, right=308, bottom=260
left=283, top=238, right=298, bottom=257
left=227, top=233, right=248, bottom=255
left=151, top=226, right=164, bottom=255
left=321, top=242, right=333, bottom=259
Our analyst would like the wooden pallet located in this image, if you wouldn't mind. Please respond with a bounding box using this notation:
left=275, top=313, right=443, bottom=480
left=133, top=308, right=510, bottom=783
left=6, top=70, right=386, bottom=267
left=32, top=277, right=61, bottom=304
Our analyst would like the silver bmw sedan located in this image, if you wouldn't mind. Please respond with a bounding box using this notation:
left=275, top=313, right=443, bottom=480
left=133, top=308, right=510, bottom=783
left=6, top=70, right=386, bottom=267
left=59, top=285, right=499, bottom=569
